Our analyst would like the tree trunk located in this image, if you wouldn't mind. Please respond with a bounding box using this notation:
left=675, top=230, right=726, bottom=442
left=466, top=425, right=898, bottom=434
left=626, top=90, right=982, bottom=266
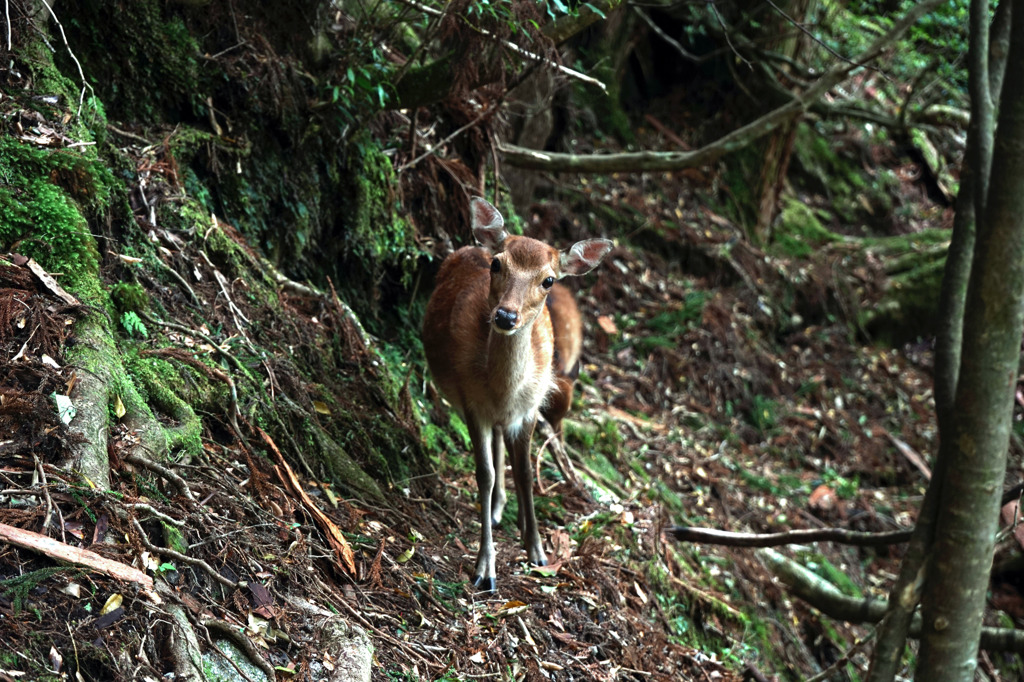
left=867, top=3, right=1010, bottom=679
left=753, top=0, right=815, bottom=244
left=915, top=0, right=1024, bottom=677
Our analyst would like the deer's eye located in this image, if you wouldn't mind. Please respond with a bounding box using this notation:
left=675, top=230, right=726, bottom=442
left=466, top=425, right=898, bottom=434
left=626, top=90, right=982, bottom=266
left=542, top=276, right=555, bottom=289
left=490, top=258, right=501, bottom=273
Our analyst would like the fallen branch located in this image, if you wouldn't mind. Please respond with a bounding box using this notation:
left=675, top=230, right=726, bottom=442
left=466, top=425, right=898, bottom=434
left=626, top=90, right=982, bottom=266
left=123, top=453, right=195, bottom=501
left=499, top=0, right=943, bottom=173
left=758, top=548, right=1024, bottom=653
left=0, top=522, right=160, bottom=604
left=669, top=525, right=913, bottom=548
left=257, top=427, right=357, bottom=576
left=128, top=517, right=236, bottom=590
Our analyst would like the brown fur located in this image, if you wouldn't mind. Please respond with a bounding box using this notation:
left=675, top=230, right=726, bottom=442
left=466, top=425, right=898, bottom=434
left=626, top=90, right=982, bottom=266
left=541, top=283, right=583, bottom=436
left=422, top=239, right=558, bottom=433
left=422, top=198, right=611, bottom=590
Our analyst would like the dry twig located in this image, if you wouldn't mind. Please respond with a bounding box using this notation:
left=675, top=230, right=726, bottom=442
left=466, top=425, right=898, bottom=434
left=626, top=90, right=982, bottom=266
left=668, top=525, right=913, bottom=548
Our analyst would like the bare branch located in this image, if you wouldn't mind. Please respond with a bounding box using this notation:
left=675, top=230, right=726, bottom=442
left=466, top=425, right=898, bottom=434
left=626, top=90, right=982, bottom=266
left=763, top=0, right=856, bottom=68
left=500, top=0, right=944, bottom=174
left=38, top=0, right=94, bottom=117
left=398, top=100, right=501, bottom=172
left=633, top=6, right=699, bottom=62
left=669, top=525, right=912, bottom=548
left=392, top=0, right=606, bottom=92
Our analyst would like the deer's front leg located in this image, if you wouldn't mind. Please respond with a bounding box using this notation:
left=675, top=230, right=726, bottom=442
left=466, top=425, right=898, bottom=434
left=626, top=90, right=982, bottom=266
left=467, top=416, right=498, bottom=592
left=490, top=427, right=507, bottom=526
left=508, top=419, right=547, bottom=567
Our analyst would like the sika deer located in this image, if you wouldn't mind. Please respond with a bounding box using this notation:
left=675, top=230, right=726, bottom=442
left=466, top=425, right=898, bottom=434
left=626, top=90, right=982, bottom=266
left=422, top=197, right=612, bottom=591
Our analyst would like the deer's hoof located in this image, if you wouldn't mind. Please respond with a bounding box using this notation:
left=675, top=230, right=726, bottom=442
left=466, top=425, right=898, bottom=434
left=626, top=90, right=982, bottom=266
left=472, top=575, right=497, bottom=593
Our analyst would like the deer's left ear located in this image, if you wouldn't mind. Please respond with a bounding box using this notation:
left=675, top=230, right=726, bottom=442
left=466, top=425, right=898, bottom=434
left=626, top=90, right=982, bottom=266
left=471, top=198, right=507, bottom=249
left=560, top=239, right=613, bottom=277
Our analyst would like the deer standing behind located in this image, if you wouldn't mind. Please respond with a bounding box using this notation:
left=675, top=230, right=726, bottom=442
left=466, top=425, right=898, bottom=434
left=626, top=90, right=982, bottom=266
left=422, top=197, right=612, bottom=591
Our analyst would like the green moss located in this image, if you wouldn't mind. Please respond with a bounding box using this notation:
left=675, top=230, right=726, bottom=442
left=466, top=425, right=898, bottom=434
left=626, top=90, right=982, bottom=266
left=859, top=227, right=951, bottom=249
left=162, top=523, right=189, bottom=554
left=110, top=282, right=150, bottom=313
left=795, top=552, right=863, bottom=598
left=0, top=178, right=92, bottom=276
left=124, top=352, right=204, bottom=458
left=793, top=123, right=865, bottom=193
left=340, top=133, right=418, bottom=291
left=771, top=196, right=841, bottom=258
left=201, top=221, right=279, bottom=305
left=307, top=418, right=385, bottom=501
left=716, top=147, right=760, bottom=230
left=158, top=191, right=216, bottom=235
left=0, top=135, right=114, bottom=300
left=859, top=256, right=945, bottom=343
left=59, top=4, right=203, bottom=121
left=447, top=412, right=470, bottom=451
left=789, top=121, right=905, bottom=235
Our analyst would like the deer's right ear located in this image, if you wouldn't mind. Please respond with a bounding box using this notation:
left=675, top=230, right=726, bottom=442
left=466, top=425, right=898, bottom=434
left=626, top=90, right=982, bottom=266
left=560, top=238, right=613, bottom=277
left=471, top=198, right=507, bottom=249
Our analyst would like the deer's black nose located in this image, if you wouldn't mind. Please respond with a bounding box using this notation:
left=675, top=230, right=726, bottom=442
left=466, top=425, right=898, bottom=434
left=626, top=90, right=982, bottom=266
left=494, top=308, right=518, bottom=331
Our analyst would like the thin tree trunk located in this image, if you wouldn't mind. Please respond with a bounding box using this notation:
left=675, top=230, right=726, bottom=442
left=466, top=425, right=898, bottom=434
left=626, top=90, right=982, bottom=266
left=915, top=0, right=1024, bottom=676
left=936, top=0, right=997, bottom=429
left=866, top=3, right=1010, bottom=680
left=753, top=0, right=815, bottom=244
left=753, top=122, right=798, bottom=245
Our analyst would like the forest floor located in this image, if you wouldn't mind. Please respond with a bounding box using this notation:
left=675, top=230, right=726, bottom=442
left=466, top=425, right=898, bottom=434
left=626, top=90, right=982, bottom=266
left=3, top=104, right=1023, bottom=682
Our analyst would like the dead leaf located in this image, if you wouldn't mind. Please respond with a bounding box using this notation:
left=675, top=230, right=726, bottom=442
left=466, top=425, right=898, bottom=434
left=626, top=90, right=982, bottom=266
left=496, top=600, right=529, bottom=617
left=25, top=259, right=79, bottom=305
left=808, top=485, right=836, bottom=513
left=248, top=581, right=273, bottom=609
left=597, top=315, right=618, bottom=335
left=549, top=529, right=573, bottom=561
left=528, top=561, right=561, bottom=577
left=260, top=428, right=356, bottom=575
left=634, top=581, right=648, bottom=604
left=100, top=593, right=123, bottom=615
left=94, top=607, right=125, bottom=630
